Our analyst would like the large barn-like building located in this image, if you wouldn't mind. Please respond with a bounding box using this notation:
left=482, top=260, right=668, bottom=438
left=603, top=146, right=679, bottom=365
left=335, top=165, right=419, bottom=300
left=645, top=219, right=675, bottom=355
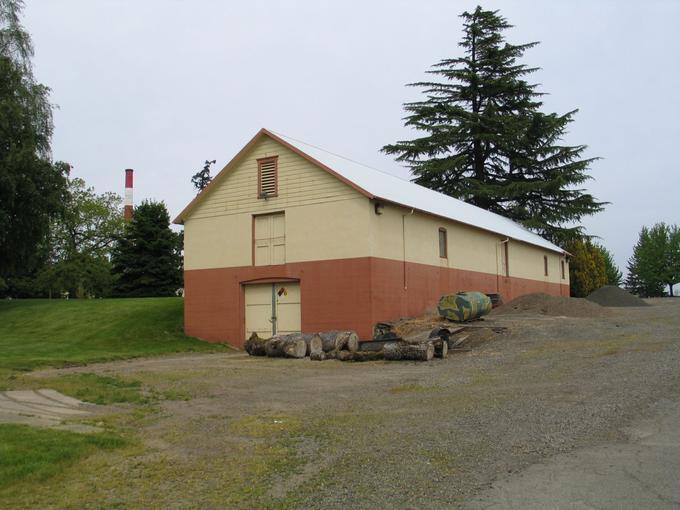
left=174, top=129, right=569, bottom=348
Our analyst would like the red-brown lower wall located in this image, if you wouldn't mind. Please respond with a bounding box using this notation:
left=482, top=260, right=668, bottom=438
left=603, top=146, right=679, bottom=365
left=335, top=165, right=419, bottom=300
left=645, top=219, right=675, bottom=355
left=184, top=257, right=569, bottom=348
left=183, top=258, right=373, bottom=347
left=368, top=257, right=569, bottom=327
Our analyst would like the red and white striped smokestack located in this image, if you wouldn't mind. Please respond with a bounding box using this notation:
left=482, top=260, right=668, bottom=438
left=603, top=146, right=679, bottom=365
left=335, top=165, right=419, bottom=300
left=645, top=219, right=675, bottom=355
left=124, top=168, right=134, bottom=222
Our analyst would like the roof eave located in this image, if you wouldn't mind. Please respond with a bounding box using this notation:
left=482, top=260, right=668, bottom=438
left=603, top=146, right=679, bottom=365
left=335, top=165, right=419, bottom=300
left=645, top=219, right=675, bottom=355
left=375, top=196, right=567, bottom=255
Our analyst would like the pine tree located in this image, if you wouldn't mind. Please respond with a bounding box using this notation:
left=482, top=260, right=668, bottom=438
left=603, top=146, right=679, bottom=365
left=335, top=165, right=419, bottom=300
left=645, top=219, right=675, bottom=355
left=191, top=159, right=215, bottom=192
left=382, top=6, right=604, bottom=244
left=111, top=201, right=182, bottom=297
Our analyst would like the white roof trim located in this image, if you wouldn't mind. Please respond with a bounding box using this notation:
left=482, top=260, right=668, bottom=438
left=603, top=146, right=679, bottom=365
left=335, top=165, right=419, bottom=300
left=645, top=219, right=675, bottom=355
left=272, top=131, right=565, bottom=254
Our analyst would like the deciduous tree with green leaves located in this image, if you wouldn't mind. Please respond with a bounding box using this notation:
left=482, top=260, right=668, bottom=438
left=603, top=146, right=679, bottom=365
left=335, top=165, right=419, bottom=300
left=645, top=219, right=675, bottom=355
left=111, top=201, right=182, bottom=297
left=0, top=0, right=68, bottom=287
left=38, top=175, right=125, bottom=297
left=626, top=223, right=680, bottom=297
left=382, top=6, right=604, bottom=245
left=564, top=238, right=607, bottom=297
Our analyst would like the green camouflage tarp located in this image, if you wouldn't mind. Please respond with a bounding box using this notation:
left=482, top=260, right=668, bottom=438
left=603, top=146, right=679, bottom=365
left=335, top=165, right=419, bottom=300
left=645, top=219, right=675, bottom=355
left=438, top=292, right=492, bottom=322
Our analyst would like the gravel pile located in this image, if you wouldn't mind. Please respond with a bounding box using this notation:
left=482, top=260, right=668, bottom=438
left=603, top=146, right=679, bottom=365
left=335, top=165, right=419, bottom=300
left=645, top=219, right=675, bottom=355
left=586, top=285, right=650, bottom=307
left=491, top=292, right=609, bottom=318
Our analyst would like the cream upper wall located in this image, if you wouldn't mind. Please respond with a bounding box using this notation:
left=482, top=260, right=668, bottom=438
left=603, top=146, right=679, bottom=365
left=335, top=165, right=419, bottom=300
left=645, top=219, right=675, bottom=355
left=508, top=239, right=569, bottom=284
left=183, top=134, right=568, bottom=285
left=184, top=136, right=371, bottom=270
left=368, top=202, right=569, bottom=284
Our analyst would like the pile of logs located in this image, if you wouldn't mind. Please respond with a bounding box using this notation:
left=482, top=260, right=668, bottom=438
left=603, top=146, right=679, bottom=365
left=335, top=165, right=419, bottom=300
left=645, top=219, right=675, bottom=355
left=244, top=330, right=361, bottom=360
left=244, top=324, right=469, bottom=362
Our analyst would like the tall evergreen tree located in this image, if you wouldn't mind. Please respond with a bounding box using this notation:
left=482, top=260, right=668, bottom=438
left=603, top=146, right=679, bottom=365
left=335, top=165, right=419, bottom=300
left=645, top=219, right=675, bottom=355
left=111, top=201, right=182, bottom=297
left=382, top=6, right=604, bottom=244
left=0, top=0, right=68, bottom=286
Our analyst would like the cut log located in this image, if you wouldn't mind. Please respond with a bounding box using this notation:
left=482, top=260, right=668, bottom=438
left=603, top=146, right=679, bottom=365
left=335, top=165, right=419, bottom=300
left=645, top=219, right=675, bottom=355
left=400, top=331, right=447, bottom=358
left=432, top=337, right=448, bottom=358
left=322, top=350, right=338, bottom=360
left=344, top=331, right=359, bottom=352
left=301, top=333, right=323, bottom=357
left=264, top=335, right=307, bottom=358
left=383, top=341, right=434, bottom=361
left=344, top=351, right=384, bottom=362
left=244, top=333, right=268, bottom=356
left=358, top=340, right=396, bottom=352
left=319, top=331, right=359, bottom=352
left=310, top=350, right=326, bottom=361
left=335, top=350, right=355, bottom=362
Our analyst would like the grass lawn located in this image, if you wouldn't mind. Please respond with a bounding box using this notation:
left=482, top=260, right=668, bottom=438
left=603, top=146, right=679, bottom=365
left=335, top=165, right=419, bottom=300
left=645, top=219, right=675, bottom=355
left=0, top=424, right=127, bottom=489
left=0, top=297, right=229, bottom=371
left=0, top=298, right=227, bottom=494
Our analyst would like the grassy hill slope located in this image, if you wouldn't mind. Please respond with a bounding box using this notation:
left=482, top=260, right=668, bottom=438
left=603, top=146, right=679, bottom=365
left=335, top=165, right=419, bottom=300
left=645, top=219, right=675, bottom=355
left=0, top=298, right=227, bottom=371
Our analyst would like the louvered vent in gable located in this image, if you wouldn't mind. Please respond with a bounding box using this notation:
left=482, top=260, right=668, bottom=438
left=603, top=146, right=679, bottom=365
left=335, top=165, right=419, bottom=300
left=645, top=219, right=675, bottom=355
left=257, top=156, right=278, bottom=198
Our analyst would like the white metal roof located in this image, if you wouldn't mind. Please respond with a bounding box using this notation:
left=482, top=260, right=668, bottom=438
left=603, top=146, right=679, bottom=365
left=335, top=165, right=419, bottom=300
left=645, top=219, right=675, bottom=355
left=273, top=131, right=565, bottom=254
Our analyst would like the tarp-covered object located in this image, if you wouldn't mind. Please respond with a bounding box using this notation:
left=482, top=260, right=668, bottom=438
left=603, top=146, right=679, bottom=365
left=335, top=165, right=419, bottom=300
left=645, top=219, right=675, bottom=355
left=438, top=292, right=492, bottom=322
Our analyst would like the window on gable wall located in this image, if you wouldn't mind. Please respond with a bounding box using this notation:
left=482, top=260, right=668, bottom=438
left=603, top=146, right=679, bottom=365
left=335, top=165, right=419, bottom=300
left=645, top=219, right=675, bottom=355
left=257, top=156, right=278, bottom=198
left=438, top=228, right=447, bottom=258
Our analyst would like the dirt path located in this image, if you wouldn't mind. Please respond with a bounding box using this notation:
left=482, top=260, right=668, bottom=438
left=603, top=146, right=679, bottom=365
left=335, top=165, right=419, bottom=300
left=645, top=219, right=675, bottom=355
left=8, top=299, right=680, bottom=509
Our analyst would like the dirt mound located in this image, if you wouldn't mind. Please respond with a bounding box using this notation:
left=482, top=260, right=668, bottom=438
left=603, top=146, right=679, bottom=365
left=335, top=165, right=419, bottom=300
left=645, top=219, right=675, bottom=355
left=491, top=293, right=609, bottom=318
left=586, top=286, right=649, bottom=307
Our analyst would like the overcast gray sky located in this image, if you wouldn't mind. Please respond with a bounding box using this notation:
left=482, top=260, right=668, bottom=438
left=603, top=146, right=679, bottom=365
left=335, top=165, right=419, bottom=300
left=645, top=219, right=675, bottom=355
left=23, top=0, right=680, bottom=273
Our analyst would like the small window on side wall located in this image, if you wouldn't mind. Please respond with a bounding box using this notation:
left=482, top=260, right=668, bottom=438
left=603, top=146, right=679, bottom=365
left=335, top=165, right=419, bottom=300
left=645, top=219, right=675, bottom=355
left=257, top=156, right=278, bottom=198
left=544, top=255, right=549, bottom=276
left=439, top=228, right=447, bottom=258
left=561, top=260, right=566, bottom=279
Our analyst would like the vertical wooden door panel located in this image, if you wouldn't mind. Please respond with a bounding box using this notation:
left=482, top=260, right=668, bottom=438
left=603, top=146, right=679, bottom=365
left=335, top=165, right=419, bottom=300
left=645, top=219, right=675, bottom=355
left=254, top=213, right=285, bottom=266
left=275, top=282, right=301, bottom=336
left=245, top=283, right=274, bottom=339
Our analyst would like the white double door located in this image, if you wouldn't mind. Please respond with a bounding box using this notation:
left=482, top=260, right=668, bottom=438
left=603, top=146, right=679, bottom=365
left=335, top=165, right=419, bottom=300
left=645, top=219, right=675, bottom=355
left=244, top=282, right=301, bottom=340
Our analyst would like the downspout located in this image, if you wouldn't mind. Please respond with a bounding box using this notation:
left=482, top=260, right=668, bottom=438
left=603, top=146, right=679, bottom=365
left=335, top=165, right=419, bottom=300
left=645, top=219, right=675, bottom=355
left=497, top=238, right=509, bottom=293
left=402, top=209, right=414, bottom=290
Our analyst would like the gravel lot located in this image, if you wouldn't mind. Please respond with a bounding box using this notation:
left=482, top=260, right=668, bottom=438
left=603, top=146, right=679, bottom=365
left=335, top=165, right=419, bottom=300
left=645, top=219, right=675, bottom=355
left=12, top=298, right=680, bottom=509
